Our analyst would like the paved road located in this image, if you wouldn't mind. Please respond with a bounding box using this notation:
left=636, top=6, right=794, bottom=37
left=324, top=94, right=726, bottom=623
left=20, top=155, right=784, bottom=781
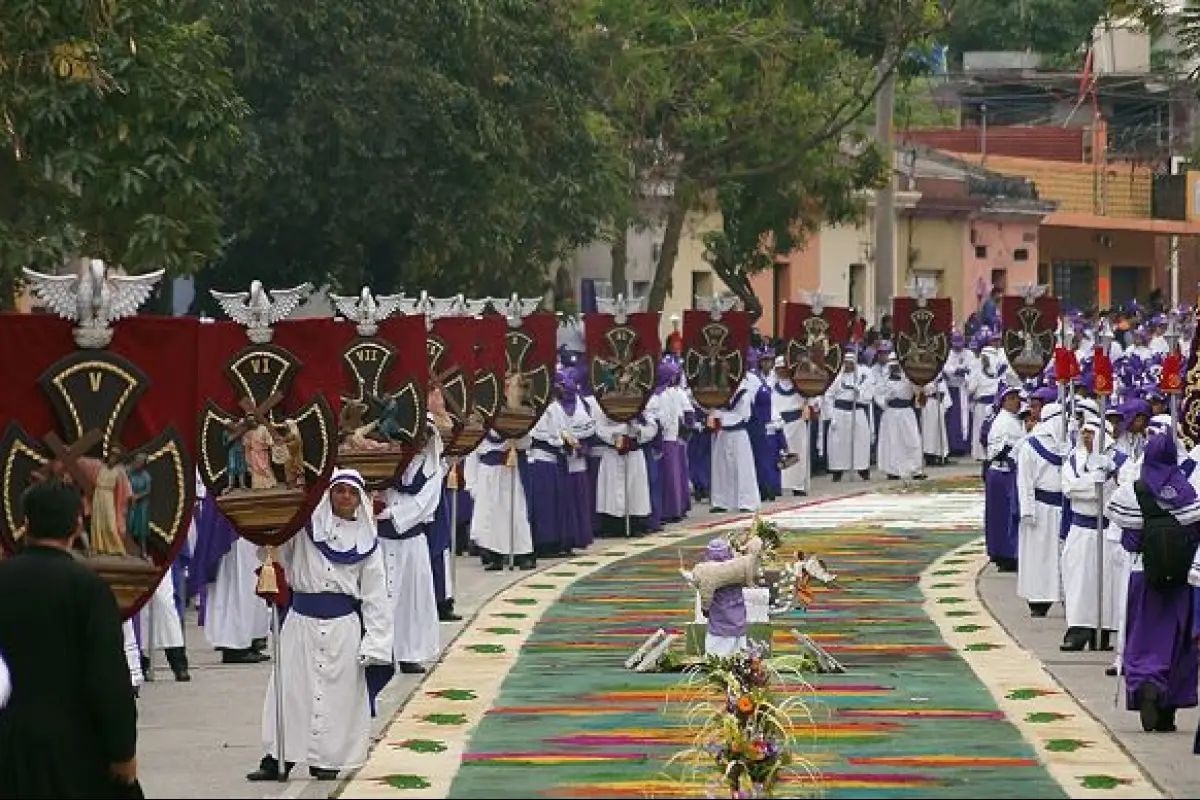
left=979, top=562, right=1200, bottom=798
left=135, top=465, right=971, bottom=799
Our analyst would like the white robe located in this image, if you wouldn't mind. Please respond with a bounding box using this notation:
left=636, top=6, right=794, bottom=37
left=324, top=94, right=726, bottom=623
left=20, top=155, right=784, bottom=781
left=772, top=379, right=810, bottom=493
left=204, top=536, right=270, bottom=650
left=920, top=378, right=950, bottom=458
left=968, top=354, right=1004, bottom=461
left=1061, top=446, right=1123, bottom=629
left=594, top=408, right=656, bottom=518
left=875, top=373, right=924, bottom=478
left=1015, top=430, right=1065, bottom=604
left=137, top=567, right=185, bottom=651
left=466, top=433, right=534, bottom=556
left=944, top=349, right=977, bottom=443
left=377, top=441, right=442, bottom=665
left=123, top=620, right=143, bottom=689
left=261, top=521, right=392, bottom=770
left=824, top=367, right=873, bottom=473
left=710, top=378, right=759, bottom=511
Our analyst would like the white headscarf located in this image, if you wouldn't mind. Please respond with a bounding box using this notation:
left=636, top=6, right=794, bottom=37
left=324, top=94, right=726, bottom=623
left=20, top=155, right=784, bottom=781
left=310, top=468, right=376, bottom=555
left=1032, top=402, right=1064, bottom=439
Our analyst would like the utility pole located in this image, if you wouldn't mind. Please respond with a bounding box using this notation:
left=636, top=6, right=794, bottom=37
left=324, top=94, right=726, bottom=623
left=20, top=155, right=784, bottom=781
left=873, top=62, right=897, bottom=324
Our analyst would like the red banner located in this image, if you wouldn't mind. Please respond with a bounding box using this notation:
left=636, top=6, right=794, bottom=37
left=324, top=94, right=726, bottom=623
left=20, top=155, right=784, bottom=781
left=781, top=303, right=851, bottom=397
left=1001, top=295, right=1060, bottom=380
left=891, top=297, right=953, bottom=387
left=0, top=313, right=200, bottom=618
left=584, top=311, right=661, bottom=422
left=682, top=309, right=751, bottom=409
left=1093, top=345, right=1114, bottom=397
left=1162, top=352, right=1184, bottom=395
left=492, top=312, right=559, bottom=439
left=196, top=318, right=350, bottom=547
left=1053, top=346, right=1079, bottom=384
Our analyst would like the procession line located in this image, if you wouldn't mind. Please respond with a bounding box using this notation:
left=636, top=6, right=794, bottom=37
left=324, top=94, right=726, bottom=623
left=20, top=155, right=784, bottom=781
left=922, top=540, right=1165, bottom=800
left=337, top=492, right=863, bottom=799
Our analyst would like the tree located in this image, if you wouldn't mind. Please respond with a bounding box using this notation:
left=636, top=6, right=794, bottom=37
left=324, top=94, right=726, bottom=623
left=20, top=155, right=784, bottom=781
left=579, top=0, right=946, bottom=315
left=945, top=0, right=1107, bottom=67
left=192, top=0, right=626, bottom=309
left=0, top=0, right=247, bottom=308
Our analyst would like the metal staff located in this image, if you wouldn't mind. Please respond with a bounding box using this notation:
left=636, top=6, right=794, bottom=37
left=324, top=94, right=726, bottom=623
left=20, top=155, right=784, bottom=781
left=448, top=456, right=460, bottom=599
left=847, top=376, right=860, bottom=481
left=145, top=592, right=157, bottom=683
left=271, top=602, right=286, bottom=780
left=1093, top=320, right=1114, bottom=650
left=623, top=425, right=633, bottom=539
left=1165, top=312, right=1182, bottom=433
left=507, top=443, right=519, bottom=570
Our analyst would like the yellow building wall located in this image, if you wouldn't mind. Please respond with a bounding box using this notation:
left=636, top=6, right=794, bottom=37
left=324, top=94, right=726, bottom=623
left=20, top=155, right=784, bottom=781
left=955, top=154, right=1152, bottom=218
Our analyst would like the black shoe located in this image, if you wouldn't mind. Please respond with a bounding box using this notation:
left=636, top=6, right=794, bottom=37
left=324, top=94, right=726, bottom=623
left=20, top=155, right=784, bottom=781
left=1154, top=708, right=1177, bottom=733
left=247, top=755, right=293, bottom=782
left=140, top=653, right=150, bottom=674
left=399, top=662, right=426, bottom=675
left=222, top=648, right=269, bottom=664
left=711, top=507, right=727, bottom=514
left=858, top=470, right=870, bottom=480
left=1099, top=630, right=1115, bottom=652
left=1059, top=627, right=1094, bottom=652
left=310, top=766, right=339, bottom=781
left=1028, top=602, right=1051, bottom=618
left=484, top=560, right=503, bottom=571
left=165, top=647, right=191, bottom=682
left=1105, top=665, right=1118, bottom=677
left=1138, top=685, right=1161, bottom=732
left=251, top=637, right=268, bottom=653
left=831, top=472, right=843, bottom=483
left=793, top=490, right=807, bottom=497
left=887, top=474, right=899, bottom=481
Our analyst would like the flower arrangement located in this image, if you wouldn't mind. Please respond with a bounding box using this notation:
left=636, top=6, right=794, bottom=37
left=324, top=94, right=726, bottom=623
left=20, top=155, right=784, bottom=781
left=663, top=643, right=818, bottom=798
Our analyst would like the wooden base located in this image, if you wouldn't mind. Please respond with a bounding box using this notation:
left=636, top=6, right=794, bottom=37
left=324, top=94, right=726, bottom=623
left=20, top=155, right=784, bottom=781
left=492, top=409, right=536, bottom=438
left=692, top=388, right=732, bottom=409
left=88, top=555, right=161, bottom=617
left=599, top=395, right=646, bottom=421
left=336, top=445, right=410, bottom=485
left=216, top=486, right=306, bottom=534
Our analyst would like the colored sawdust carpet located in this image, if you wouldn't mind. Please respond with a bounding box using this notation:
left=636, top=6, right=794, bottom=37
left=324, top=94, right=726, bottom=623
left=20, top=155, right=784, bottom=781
left=447, top=491, right=1067, bottom=799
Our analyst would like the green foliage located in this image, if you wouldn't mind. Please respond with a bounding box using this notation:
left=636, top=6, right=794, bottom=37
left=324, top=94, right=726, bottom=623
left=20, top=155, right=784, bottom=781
left=579, top=0, right=940, bottom=313
left=192, top=0, right=626, bottom=306
left=0, top=0, right=246, bottom=300
left=945, top=0, right=1107, bottom=65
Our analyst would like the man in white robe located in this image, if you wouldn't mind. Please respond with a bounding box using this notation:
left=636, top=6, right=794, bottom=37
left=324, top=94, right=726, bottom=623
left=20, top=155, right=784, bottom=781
left=247, top=468, right=393, bottom=782
left=771, top=357, right=811, bottom=496
left=204, top=535, right=270, bottom=663
left=1060, top=419, right=1125, bottom=651
left=136, top=568, right=190, bottom=681
left=593, top=406, right=657, bottom=532
left=708, top=374, right=759, bottom=512
left=968, top=346, right=1005, bottom=461
left=375, top=424, right=443, bottom=673
left=824, top=352, right=873, bottom=482
left=920, top=375, right=951, bottom=465
left=1016, top=402, right=1066, bottom=617
left=466, top=431, right=535, bottom=569
left=875, top=354, right=926, bottom=480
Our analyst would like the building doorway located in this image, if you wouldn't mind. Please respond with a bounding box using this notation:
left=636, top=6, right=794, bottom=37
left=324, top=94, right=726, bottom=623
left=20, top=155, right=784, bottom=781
left=1110, top=266, right=1142, bottom=309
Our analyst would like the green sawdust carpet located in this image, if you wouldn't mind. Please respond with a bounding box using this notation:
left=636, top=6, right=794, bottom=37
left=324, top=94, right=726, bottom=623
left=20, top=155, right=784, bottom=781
left=441, top=485, right=1068, bottom=798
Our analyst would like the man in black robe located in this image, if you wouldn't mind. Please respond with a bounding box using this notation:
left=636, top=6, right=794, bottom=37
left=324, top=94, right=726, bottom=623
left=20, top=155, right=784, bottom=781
left=0, top=479, right=140, bottom=798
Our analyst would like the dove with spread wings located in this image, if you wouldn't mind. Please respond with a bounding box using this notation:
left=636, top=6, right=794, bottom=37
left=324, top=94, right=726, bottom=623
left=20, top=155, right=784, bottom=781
left=210, top=280, right=312, bottom=341
left=329, top=287, right=407, bottom=336
left=23, top=260, right=165, bottom=348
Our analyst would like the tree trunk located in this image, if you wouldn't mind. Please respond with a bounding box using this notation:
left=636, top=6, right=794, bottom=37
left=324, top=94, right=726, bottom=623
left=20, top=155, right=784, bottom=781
left=709, top=259, right=763, bottom=323
left=647, top=201, right=686, bottom=313
left=609, top=225, right=628, bottom=297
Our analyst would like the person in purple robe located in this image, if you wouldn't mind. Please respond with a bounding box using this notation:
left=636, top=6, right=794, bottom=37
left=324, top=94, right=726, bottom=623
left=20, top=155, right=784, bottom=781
left=1106, top=432, right=1200, bottom=734
left=655, top=359, right=692, bottom=522
left=699, top=538, right=749, bottom=656
left=745, top=347, right=780, bottom=501
left=555, top=370, right=598, bottom=552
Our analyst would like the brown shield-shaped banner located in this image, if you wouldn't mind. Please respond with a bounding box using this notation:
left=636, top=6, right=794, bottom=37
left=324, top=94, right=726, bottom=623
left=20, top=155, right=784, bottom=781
left=782, top=303, right=852, bottom=397
left=492, top=312, right=558, bottom=439
left=0, top=313, right=199, bottom=619
left=584, top=311, right=662, bottom=422
left=682, top=309, right=751, bottom=409
left=1001, top=295, right=1060, bottom=380
left=443, top=315, right=506, bottom=458
left=891, top=297, right=954, bottom=386
left=196, top=318, right=347, bottom=547
left=427, top=315, right=477, bottom=458
left=336, top=314, right=428, bottom=488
